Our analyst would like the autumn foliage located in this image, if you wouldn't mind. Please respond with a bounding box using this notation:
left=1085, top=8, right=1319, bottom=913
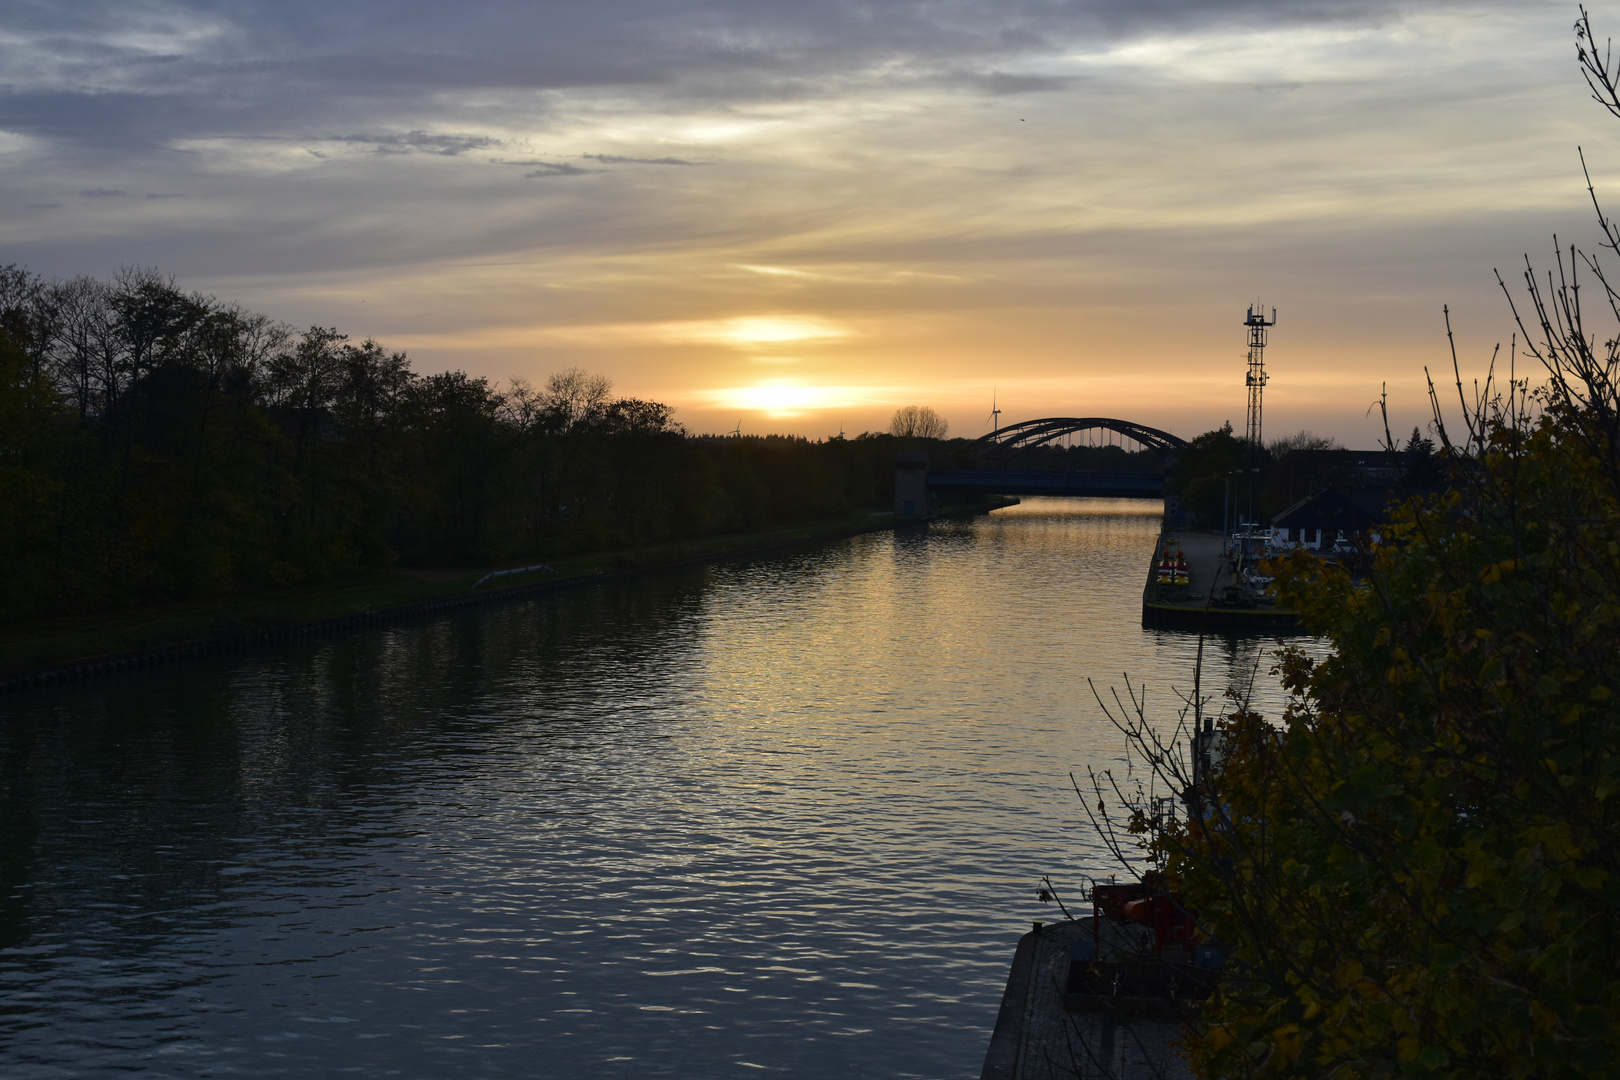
left=1174, top=398, right=1620, bottom=1077
left=1120, top=17, right=1620, bottom=1075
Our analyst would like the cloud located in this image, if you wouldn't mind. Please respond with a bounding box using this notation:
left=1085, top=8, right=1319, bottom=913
left=144, top=192, right=184, bottom=199
left=0, top=0, right=1439, bottom=155
left=654, top=316, right=852, bottom=346
left=971, top=71, right=1082, bottom=95
left=78, top=188, right=126, bottom=197
left=583, top=153, right=709, bottom=166
left=511, top=160, right=597, bottom=177
left=327, top=130, right=502, bottom=156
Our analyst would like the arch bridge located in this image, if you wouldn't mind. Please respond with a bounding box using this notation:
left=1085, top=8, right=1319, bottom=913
left=975, top=417, right=1188, bottom=454
left=924, top=416, right=1186, bottom=500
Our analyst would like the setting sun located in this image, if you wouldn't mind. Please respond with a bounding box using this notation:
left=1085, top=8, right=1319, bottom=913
left=710, top=381, right=869, bottom=416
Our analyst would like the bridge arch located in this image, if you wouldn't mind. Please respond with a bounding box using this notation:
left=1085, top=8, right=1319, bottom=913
left=974, top=417, right=1188, bottom=454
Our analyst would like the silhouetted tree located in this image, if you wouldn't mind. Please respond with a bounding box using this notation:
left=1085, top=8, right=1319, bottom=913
left=890, top=404, right=948, bottom=439
left=1168, top=421, right=1251, bottom=526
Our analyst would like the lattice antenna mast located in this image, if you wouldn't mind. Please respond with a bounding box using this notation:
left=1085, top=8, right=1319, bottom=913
left=1243, top=304, right=1276, bottom=448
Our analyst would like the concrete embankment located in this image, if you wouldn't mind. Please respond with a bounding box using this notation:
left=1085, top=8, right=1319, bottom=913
left=1, top=499, right=1014, bottom=694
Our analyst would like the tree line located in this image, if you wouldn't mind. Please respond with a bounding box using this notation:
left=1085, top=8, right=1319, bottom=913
left=0, top=267, right=948, bottom=624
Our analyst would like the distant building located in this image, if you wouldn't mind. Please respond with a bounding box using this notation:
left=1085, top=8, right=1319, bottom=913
left=1268, top=446, right=1443, bottom=534
left=1269, top=487, right=1375, bottom=552
left=1290, top=449, right=1403, bottom=485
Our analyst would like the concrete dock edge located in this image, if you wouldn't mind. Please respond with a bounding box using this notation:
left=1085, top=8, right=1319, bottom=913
left=981, top=927, right=1039, bottom=1080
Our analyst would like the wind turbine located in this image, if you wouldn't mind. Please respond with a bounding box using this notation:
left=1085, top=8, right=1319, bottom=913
left=729, top=418, right=742, bottom=438
left=985, top=388, right=1003, bottom=441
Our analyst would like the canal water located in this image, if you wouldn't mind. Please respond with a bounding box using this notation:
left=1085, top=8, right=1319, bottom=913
left=0, top=499, right=1311, bottom=1079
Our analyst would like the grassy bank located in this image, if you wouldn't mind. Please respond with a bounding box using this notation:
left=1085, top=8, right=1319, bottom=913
left=1, top=499, right=1012, bottom=684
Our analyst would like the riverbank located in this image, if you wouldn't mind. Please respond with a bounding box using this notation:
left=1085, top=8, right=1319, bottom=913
left=0, top=498, right=1015, bottom=692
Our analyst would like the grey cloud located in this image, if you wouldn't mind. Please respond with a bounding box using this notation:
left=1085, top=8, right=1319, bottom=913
left=521, top=161, right=596, bottom=177
left=0, top=0, right=1456, bottom=154
left=583, top=153, right=709, bottom=166
left=0, top=90, right=193, bottom=150
left=79, top=188, right=126, bottom=197
left=145, top=192, right=185, bottom=199
left=973, top=71, right=1083, bottom=95
left=328, top=130, right=503, bottom=155
left=26, top=203, right=63, bottom=210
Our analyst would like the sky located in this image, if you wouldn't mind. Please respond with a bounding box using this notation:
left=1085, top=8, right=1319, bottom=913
left=2, top=0, right=1615, bottom=444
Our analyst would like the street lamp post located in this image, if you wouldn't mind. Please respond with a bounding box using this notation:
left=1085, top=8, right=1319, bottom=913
left=1222, top=475, right=1230, bottom=554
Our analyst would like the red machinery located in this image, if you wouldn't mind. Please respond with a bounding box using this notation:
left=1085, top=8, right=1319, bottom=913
left=1090, top=872, right=1196, bottom=955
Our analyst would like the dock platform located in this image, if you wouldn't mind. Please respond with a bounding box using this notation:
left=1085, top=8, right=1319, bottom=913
left=1140, top=529, right=1300, bottom=633
left=980, top=919, right=1194, bottom=1080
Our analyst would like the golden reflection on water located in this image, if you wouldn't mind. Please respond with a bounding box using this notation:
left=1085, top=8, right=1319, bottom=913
left=988, top=496, right=1163, bottom=518
left=685, top=494, right=1304, bottom=881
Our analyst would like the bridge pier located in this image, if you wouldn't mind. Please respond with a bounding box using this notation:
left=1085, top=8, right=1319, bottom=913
left=895, top=451, right=929, bottom=515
